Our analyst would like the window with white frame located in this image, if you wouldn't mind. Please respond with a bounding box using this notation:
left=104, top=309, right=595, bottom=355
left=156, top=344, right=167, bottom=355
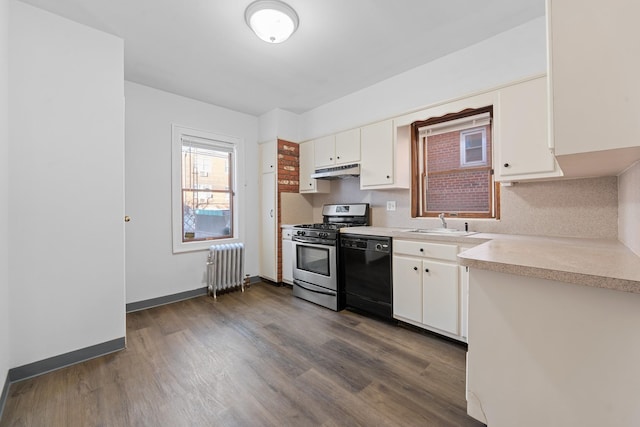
left=460, top=127, right=487, bottom=166
left=172, top=125, right=242, bottom=253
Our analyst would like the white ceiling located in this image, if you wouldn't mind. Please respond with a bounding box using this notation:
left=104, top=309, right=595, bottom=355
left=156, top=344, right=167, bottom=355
left=19, top=0, right=545, bottom=116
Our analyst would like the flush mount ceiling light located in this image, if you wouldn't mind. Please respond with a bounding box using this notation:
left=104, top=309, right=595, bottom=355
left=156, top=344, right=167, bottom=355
left=245, top=0, right=299, bottom=44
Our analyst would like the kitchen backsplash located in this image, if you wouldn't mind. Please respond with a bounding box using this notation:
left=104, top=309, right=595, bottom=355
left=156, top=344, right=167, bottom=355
left=310, top=176, right=619, bottom=239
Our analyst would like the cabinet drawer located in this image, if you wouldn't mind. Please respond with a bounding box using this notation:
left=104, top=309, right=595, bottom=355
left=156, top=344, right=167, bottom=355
left=393, top=240, right=458, bottom=261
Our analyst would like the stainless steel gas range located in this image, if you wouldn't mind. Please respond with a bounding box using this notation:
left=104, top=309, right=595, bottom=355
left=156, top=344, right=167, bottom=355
left=292, top=203, right=369, bottom=311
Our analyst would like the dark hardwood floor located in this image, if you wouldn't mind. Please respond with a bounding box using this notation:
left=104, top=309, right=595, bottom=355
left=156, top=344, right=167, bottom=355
left=1, top=283, right=484, bottom=427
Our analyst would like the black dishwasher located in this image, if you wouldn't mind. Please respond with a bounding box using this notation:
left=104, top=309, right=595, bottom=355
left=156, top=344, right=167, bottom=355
left=340, top=234, right=392, bottom=320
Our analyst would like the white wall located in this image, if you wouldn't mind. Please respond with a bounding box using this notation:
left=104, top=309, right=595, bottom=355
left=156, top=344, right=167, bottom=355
left=258, top=108, right=300, bottom=143
left=124, top=81, right=259, bottom=304
left=8, top=1, right=125, bottom=366
left=0, top=0, right=9, bottom=387
left=299, top=17, right=547, bottom=141
left=619, top=161, right=640, bottom=255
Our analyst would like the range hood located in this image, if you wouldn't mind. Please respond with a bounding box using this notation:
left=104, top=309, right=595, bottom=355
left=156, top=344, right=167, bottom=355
left=311, top=163, right=360, bottom=180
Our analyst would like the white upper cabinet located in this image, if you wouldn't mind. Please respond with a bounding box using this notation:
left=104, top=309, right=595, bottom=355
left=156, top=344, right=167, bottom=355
left=299, top=140, right=330, bottom=194
left=334, top=128, right=360, bottom=165
left=313, top=135, right=335, bottom=168
left=259, top=140, right=277, bottom=174
left=360, top=119, right=409, bottom=189
left=495, top=76, right=562, bottom=181
left=547, top=0, right=640, bottom=177
left=313, top=129, right=360, bottom=168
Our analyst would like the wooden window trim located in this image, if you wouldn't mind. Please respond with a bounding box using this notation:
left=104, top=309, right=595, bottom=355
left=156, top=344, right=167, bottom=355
left=410, top=106, right=499, bottom=219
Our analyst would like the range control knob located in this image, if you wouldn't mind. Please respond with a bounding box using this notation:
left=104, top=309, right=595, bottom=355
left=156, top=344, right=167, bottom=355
left=297, top=230, right=305, bottom=236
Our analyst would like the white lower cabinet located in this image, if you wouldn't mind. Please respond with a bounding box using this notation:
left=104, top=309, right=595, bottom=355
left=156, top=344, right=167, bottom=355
left=422, top=259, right=459, bottom=334
left=393, top=239, right=472, bottom=341
left=281, top=228, right=294, bottom=285
left=459, top=265, right=469, bottom=340
left=392, top=255, right=423, bottom=323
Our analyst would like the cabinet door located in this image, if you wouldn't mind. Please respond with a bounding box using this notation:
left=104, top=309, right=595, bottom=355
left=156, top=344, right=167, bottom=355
left=259, top=140, right=277, bottom=174
left=496, top=77, right=560, bottom=179
left=549, top=0, right=640, bottom=157
left=392, top=255, right=422, bottom=323
left=300, top=141, right=329, bottom=193
left=260, top=172, right=277, bottom=281
left=335, top=128, right=360, bottom=165
left=313, top=135, right=336, bottom=168
left=360, top=120, right=394, bottom=187
left=299, top=141, right=318, bottom=192
left=459, top=265, right=469, bottom=340
left=422, top=260, right=459, bottom=335
left=282, top=238, right=294, bottom=284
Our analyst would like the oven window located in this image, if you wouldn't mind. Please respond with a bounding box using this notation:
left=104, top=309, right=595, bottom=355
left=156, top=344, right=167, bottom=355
left=296, top=245, right=330, bottom=276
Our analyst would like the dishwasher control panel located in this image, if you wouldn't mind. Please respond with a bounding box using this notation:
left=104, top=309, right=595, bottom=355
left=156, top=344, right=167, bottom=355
left=340, top=235, right=391, bottom=253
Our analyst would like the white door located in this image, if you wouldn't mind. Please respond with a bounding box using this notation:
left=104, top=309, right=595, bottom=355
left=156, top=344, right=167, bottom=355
left=497, top=77, right=556, bottom=178
left=260, top=172, right=277, bottom=281
left=260, top=140, right=277, bottom=174
left=335, top=128, right=360, bottom=165
left=282, top=237, right=294, bottom=285
left=422, top=260, right=459, bottom=334
left=313, top=135, right=335, bottom=168
left=360, top=120, right=394, bottom=187
left=392, top=255, right=422, bottom=323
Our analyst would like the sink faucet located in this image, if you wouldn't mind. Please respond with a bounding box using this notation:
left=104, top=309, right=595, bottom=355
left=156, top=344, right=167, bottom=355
left=438, top=213, right=447, bottom=229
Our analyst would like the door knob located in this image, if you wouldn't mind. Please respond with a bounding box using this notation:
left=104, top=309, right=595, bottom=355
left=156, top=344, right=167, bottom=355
left=124, top=216, right=131, bottom=222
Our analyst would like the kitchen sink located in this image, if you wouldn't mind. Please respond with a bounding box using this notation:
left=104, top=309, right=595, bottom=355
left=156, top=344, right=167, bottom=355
left=402, top=228, right=477, bottom=236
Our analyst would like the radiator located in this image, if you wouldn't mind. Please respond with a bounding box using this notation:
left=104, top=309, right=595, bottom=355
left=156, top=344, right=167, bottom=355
left=207, top=243, right=245, bottom=299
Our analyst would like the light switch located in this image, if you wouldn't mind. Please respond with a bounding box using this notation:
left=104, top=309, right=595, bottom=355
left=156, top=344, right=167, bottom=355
left=386, top=201, right=396, bottom=211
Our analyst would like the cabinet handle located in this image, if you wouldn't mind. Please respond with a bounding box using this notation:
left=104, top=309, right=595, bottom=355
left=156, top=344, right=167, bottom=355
left=386, top=175, right=390, bottom=179
left=425, top=268, right=430, bottom=273
left=309, top=183, right=312, bottom=186
left=330, top=157, right=333, bottom=161
left=337, top=156, right=340, bottom=159
left=504, top=163, right=510, bottom=168
left=419, top=248, right=424, bottom=252
left=413, top=266, right=418, bottom=271
left=269, top=209, right=274, bottom=218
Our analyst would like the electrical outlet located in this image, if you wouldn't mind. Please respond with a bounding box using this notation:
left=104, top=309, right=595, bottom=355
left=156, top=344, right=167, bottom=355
left=386, top=201, right=396, bottom=211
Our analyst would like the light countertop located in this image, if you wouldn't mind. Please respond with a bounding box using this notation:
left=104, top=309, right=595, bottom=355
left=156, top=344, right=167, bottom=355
left=458, top=237, right=640, bottom=294
left=339, top=226, right=640, bottom=294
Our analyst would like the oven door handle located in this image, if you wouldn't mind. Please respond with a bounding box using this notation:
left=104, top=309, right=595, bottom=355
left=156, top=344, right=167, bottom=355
left=293, top=280, right=337, bottom=296
left=293, top=238, right=334, bottom=246
left=293, top=238, right=317, bottom=245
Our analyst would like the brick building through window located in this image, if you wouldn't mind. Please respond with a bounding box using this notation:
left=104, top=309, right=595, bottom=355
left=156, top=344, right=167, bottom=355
left=411, top=107, right=499, bottom=219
